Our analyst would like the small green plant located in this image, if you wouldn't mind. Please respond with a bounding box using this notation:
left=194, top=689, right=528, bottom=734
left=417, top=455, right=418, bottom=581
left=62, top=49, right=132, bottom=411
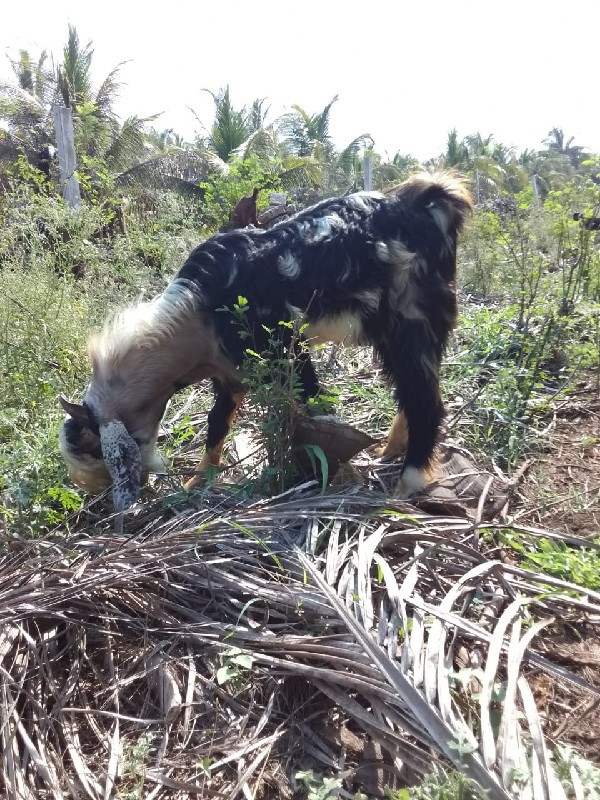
left=552, top=743, right=600, bottom=797
left=216, top=646, right=255, bottom=686
left=498, top=530, right=600, bottom=590
left=197, top=756, right=212, bottom=778
left=118, top=732, right=153, bottom=799
left=385, top=768, right=481, bottom=800
left=218, top=296, right=315, bottom=493
left=296, top=769, right=342, bottom=800
left=199, top=155, right=282, bottom=230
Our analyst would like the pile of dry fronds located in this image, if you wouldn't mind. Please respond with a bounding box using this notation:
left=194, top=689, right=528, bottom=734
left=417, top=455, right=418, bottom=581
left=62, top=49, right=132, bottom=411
left=2, top=486, right=599, bottom=799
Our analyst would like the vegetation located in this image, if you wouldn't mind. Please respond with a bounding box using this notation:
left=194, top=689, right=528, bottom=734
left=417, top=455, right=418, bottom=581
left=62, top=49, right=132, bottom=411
left=1, top=24, right=599, bottom=800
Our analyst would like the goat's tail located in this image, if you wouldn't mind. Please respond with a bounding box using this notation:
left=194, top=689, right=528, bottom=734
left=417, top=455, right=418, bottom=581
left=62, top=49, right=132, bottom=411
left=394, top=171, right=473, bottom=237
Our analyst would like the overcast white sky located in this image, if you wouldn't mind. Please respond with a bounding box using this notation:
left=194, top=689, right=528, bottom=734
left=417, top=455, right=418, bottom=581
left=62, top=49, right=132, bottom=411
left=2, top=0, right=598, bottom=161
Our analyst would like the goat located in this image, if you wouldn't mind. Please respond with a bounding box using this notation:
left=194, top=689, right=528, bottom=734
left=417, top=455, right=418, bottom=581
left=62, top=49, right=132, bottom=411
left=231, top=187, right=260, bottom=229
left=59, top=172, right=472, bottom=514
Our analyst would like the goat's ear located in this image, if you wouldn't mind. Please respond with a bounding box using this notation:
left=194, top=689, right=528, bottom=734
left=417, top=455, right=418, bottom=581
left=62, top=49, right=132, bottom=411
left=99, top=421, right=142, bottom=512
left=59, top=395, right=90, bottom=425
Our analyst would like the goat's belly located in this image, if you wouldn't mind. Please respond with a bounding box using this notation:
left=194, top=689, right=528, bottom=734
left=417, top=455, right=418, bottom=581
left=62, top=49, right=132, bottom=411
left=305, top=312, right=365, bottom=346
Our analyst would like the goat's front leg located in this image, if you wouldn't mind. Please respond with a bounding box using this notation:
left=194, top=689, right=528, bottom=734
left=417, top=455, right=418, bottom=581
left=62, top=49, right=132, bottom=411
left=291, top=339, right=321, bottom=403
left=184, top=380, right=246, bottom=490
left=377, top=328, right=443, bottom=497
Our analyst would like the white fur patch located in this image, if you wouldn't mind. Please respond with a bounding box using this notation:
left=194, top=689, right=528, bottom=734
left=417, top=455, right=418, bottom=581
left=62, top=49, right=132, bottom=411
left=278, top=251, right=300, bottom=280
left=89, top=281, right=199, bottom=364
left=396, top=466, right=428, bottom=498
left=306, top=313, right=365, bottom=346
left=285, top=302, right=303, bottom=321
left=383, top=241, right=425, bottom=322
left=309, top=214, right=345, bottom=243
left=338, top=257, right=352, bottom=283
left=349, top=191, right=385, bottom=211
left=224, top=263, right=237, bottom=287
left=381, top=239, right=416, bottom=267
left=375, top=241, right=391, bottom=262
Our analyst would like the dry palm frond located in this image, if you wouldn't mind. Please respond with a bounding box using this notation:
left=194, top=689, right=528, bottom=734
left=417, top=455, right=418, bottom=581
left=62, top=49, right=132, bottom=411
left=0, top=492, right=597, bottom=798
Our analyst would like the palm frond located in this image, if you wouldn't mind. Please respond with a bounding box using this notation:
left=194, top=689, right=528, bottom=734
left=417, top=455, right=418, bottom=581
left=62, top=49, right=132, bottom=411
left=0, top=83, right=46, bottom=119
left=277, top=111, right=312, bottom=157
left=248, top=97, right=270, bottom=132
left=233, top=127, right=279, bottom=161
left=0, top=492, right=595, bottom=797
left=59, top=24, right=94, bottom=107
left=335, top=133, right=374, bottom=174
left=115, top=147, right=226, bottom=195
left=278, top=156, right=323, bottom=188
left=94, top=62, right=127, bottom=119
left=314, top=94, right=338, bottom=142
left=202, top=85, right=251, bottom=162
left=102, top=115, right=157, bottom=172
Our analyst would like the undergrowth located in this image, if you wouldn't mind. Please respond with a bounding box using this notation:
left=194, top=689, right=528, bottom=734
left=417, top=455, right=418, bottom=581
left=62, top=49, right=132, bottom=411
left=0, top=173, right=598, bottom=536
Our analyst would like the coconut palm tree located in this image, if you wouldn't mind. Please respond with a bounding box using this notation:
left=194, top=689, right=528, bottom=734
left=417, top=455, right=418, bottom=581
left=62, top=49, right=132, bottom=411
left=248, top=98, right=270, bottom=133
left=517, top=148, right=572, bottom=197
left=443, top=128, right=469, bottom=170
left=543, top=127, right=588, bottom=169
left=278, top=95, right=339, bottom=159
left=9, top=49, right=53, bottom=104
left=1, top=26, right=145, bottom=187
left=0, top=50, right=56, bottom=174
left=370, top=151, right=421, bottom=191
left=277, top=96, right=373, bottom=195
left=198, top=86, right=252, bottom=162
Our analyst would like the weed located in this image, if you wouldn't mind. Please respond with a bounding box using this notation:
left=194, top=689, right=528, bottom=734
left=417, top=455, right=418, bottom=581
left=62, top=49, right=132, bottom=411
left=118, top=732, right=153, bottom=799
left=216, top=646, right=255, bottom=687
left=498, top=530, right=600, bottom=591
left=295, top=769, right=342, bottom=800
left=384, top=768, right=482, bottom=800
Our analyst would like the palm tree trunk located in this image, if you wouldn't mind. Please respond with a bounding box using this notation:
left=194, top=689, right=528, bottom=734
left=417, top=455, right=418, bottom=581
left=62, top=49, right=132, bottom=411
left=52, top=105, right=81, bottom=208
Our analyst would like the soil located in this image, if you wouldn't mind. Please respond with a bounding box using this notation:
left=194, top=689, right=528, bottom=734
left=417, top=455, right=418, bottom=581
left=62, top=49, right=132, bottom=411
left=517, top=376, right=600, bottom=764
left=529, top=624, right=600, bottom=764
left=519, top=377, right=600, bottom=537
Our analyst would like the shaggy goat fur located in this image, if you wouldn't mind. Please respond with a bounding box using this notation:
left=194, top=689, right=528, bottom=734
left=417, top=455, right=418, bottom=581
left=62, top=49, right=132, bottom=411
left=59, top=172, right=472, bottom=510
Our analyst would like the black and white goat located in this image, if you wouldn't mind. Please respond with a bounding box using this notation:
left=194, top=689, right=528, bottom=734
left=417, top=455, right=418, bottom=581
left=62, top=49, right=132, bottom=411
left=59, top=172, right=472, bottom=514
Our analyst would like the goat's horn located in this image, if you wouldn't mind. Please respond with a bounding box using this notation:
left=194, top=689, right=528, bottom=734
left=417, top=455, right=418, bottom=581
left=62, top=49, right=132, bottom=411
left=99, top=421, right=142, bottom=512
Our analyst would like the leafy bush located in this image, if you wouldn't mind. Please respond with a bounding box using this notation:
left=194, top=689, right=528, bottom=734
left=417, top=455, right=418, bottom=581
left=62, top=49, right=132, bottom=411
left=199, top=155, right=283, bottom=231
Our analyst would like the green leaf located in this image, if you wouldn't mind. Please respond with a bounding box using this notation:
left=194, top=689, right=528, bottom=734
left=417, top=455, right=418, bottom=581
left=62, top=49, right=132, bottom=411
left=216, top=665, right=238, bottom=685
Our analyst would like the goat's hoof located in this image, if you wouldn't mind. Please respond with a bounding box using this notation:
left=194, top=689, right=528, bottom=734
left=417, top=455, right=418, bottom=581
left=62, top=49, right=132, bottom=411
left=374, top=443, right=405, bottom=460
left=183, top=474, right=204, bottom=491
left=394, top=466, right=430, bottom=499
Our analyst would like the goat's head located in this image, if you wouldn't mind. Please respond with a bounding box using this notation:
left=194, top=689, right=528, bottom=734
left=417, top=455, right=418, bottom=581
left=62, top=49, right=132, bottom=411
left=58, top=394, right=149, bottom=512
left=58, top=281, right=223, bottom=514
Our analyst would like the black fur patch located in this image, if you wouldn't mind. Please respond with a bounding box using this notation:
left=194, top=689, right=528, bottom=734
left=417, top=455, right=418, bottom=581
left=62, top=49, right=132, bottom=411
left=177, top=189, right=463, bottom=362
left=174, top=177, right=470, bottom=479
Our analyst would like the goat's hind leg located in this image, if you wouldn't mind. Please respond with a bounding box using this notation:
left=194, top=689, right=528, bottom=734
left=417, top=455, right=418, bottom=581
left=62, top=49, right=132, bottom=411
left=184, top=379, right=246, bottom=490
left=376, top=409, right=409, bottom=459
left=377, top=330, right=443, bottom=498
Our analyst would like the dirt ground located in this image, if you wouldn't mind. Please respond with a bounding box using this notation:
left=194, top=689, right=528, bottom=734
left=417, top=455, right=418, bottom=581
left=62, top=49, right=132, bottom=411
left=515, top=377, right=600, bottom=764
left=520, top=377, right=600, bottom=536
